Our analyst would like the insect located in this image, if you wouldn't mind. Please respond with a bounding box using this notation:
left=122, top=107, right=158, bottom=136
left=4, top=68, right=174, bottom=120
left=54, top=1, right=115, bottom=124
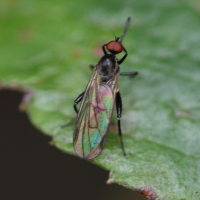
left=73, top=17, right=138, bottom=159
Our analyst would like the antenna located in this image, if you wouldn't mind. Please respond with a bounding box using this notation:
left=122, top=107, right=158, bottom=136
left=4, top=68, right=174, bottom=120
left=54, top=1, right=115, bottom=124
left=119, top=17, right=131, bottom=44
left=110, top=29, right=117, bottom=40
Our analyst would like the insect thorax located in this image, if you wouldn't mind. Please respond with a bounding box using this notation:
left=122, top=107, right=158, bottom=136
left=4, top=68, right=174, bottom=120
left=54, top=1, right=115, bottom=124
left=97, top=54, right=119, bottom=80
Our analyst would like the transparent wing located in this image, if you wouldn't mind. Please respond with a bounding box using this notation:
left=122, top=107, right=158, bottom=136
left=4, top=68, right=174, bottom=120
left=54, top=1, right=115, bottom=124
left=73, top=67, right=119, bottom=159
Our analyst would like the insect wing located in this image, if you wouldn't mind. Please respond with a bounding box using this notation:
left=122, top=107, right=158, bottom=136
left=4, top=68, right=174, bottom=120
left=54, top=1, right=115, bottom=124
left=73, top=68, right=119, bottom=159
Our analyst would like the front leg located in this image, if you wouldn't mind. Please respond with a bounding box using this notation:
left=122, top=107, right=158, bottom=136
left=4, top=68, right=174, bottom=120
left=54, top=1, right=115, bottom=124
left=118, top=46, right=128, bottom=65
left=116, top=91, right=126, bottom=156
left=102, top=44, right=108, bottom=55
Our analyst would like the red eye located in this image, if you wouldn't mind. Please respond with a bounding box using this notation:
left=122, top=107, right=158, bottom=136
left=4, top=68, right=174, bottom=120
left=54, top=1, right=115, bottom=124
left=106, top=40, right=123, bottom=53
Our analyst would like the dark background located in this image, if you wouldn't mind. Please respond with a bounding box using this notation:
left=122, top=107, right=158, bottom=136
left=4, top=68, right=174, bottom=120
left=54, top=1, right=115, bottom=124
left=0, top=90, right=146, bottom=200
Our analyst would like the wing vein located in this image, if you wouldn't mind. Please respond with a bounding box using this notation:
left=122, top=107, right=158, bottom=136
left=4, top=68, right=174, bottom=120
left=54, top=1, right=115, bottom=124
left=73, top=68, right=120, bottom=159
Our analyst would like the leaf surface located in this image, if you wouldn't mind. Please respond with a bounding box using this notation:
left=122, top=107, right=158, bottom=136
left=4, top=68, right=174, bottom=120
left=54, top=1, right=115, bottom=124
left=1, top=0, right=200, bottom=199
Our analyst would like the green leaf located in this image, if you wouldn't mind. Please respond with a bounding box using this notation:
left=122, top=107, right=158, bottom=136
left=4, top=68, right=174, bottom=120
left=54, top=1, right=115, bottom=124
left=1, top=0, right=200, bottom=199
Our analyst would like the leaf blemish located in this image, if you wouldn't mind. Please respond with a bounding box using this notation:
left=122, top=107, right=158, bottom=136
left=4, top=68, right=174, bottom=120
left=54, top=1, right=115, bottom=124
left=106, top=156, right=111, bottom=160
left=168, top=102, right=198, bottom=120
left=49, top=141, right=54, bottom=146
left=19, top=89, right=34, bottom=111
left=134, top=186, right=157, bottom=200
left=141, top=188, right=155, bottom=200
left=106, top=178, right=115, bottom=184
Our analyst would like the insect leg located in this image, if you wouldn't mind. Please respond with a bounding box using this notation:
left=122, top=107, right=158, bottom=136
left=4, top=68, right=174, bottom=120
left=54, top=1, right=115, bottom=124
left=59, top=92, right=84, bottom=129
left=118, top=46, right=128, bottom=65
left=116, top=91, right=126, bottom=156
left=102, top=44, right=108, bottom=55
left=90, top=65, right=94, bottom=70
left=60, top=117, right=76, bottom=129
left=120, top=71, right=138, bottom=78
left=74, top=91, right=85, bottom=114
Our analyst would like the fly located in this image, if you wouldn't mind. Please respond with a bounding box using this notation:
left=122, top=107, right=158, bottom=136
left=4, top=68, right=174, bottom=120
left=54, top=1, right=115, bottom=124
left=73, top=17, right=138, bottom=159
